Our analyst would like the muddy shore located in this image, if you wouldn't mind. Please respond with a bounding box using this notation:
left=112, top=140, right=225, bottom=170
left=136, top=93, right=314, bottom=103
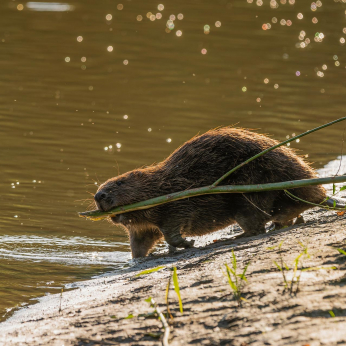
left=1, top=203, right=346, bottom=346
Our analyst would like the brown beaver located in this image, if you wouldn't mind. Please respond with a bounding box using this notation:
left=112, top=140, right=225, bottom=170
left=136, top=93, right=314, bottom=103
left=94, top=127, right=336, bottom=258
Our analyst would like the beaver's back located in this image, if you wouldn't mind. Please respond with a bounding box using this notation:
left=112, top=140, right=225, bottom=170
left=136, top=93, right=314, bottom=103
left=159, top=127, right=318, bottom=188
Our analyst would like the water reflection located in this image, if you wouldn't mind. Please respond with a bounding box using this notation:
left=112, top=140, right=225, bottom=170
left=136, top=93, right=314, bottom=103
left=0, top=235, right=130, bottom=265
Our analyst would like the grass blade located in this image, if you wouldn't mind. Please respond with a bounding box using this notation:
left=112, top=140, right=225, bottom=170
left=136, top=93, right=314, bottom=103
left=172, top=267, right=183, bottom=314
left=274, top=261, right=282, bottom=271
left=225, top=264, right=237, bottom=291
left=231, top=250, right=237, bottom=271
left=165, top=273, right=173, bottom=319
left=239, top=262, right=250, bottom=281
left=136, top=266, right=165, bottom=277
left=337, top=248, right=346, bottom=256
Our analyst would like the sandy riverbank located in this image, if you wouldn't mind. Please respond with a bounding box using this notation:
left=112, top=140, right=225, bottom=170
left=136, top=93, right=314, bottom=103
left=1, top=204, right=346, bottom=346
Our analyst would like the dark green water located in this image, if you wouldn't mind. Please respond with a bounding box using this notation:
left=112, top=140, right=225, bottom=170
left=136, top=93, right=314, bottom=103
left=1, top=0, right=346, bottom=320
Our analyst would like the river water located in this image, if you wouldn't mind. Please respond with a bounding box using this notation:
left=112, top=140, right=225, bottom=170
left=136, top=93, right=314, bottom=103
left=1, top=0, right=346, bottom=320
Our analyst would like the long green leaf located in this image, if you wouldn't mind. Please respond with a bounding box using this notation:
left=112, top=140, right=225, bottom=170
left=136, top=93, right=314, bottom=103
left=231, top=250, right=237, bottom=271
left=337, top=248, right=346, bottom=256
left=278, top=240, right=284, bottom=250
left=274, top=261, right=282, bottom=271
left=240, top=262, right=250, bottom=281
left=136, top=266, right=165, bottom=277
left=172, top=267, right=183, bottom=314
left=79, top=175, right=346, bottom=221
left=225, top=264, right=237, bottom=291
left=165, top=273, right=173, bottom=320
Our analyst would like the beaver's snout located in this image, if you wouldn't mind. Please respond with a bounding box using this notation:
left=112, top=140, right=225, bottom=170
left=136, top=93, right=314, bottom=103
left=94, top=191, right=107, bottom=203
left=94, top=190, right=115, bottom=212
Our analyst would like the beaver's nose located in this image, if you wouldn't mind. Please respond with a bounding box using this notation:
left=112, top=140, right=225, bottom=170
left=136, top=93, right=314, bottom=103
left=94, top=191, right=107, bottom=203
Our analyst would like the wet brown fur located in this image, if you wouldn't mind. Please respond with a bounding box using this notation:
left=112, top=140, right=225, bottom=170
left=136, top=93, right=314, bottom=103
left=94, top=127, right=326, bottom=258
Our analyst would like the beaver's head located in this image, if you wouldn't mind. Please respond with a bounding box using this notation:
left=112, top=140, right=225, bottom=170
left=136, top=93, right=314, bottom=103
left=94, top=169, right=150, bottom=224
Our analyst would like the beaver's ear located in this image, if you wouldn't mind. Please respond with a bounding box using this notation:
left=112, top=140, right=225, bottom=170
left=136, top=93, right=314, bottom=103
left=136, top=171, right=143, bottom=178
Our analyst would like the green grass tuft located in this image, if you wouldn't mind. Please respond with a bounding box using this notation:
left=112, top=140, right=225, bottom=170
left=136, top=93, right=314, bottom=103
left=224, top=249, right=250, bottom=305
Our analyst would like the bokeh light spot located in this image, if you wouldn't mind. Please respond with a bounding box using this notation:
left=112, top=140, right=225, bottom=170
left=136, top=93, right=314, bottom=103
left=166, top=20, right=174, bottom=30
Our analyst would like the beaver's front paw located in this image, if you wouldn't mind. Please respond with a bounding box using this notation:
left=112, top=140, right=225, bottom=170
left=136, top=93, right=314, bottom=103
left=180, top=238, right=195, bottom=248
left=168, top=239, right=195, bottom=255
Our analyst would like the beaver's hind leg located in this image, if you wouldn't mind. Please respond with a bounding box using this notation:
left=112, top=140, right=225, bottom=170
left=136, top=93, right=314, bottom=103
left=159, top=226, right=195, bottom=250
left=234, top=213, right=268, bottom=237
left=129, top=228, right=163, bottom=258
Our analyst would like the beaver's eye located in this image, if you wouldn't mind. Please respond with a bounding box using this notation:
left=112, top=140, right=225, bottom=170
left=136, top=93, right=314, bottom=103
left=116, top=181, right=123, bottom=186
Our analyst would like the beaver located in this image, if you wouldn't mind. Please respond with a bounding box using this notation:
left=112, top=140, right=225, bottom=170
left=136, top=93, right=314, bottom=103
left=94, top=127, right=339, bottom=258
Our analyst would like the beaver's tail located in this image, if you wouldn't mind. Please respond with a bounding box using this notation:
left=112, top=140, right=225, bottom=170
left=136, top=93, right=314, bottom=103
left=323, top=197, right=346, bottom=209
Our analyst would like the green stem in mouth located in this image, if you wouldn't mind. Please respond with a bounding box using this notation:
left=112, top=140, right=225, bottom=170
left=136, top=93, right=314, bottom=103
left=79, top=175, right=346, bottom=221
